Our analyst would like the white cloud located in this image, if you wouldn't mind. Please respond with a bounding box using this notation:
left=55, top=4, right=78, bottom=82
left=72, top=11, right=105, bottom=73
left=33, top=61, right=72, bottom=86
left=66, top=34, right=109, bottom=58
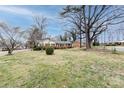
left=0, top=6, right=58, bottom=20
left=0, top=6, right=63, bottom=32
left=0, top=6, right=33, bottom=16
left=0, top=6, right=58, bottom=22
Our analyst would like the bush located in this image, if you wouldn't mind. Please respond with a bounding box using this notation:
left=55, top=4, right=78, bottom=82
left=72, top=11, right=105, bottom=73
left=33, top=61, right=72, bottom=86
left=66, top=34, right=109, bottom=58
left=43, top=47, right=46, bottom=50
left=33, top=46, right=42, bottom=51
left=46, top=46, right=54, bottom=55
left=93, top=42, right=100, bottom=46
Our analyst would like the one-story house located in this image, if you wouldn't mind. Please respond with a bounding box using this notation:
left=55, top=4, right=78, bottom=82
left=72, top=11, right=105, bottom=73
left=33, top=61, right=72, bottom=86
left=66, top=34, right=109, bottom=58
left=114, top=40, right=124, bottom=46
left=37, top=39, right=56, bottom=47
left=37, top=38, right=72, bottom=49
left=55, top=41, right=72, bottom=49
left=72, top=41, right=80, bottom=47
left=102, top=40, right=124, bottom=46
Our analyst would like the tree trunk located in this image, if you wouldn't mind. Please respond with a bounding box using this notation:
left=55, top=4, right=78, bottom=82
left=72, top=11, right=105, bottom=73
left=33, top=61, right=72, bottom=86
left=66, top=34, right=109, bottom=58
left=8, top=49, right=13, bottom=55
left=79, top=31, right=82, bottom=48
left=86, top=32, right=91, bottom=49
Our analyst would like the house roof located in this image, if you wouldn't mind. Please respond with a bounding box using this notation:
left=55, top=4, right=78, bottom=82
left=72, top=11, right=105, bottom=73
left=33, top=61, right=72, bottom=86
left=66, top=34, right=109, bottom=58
left=115, top=40, right=124, bottom=43
left=55, top=41, right=72, bottom=44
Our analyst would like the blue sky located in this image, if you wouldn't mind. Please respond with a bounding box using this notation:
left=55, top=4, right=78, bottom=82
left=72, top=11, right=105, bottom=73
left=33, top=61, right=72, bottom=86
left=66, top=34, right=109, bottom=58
left=0, top=5, right=124, bottom=42
left=0, top=5, right=65, bottom=37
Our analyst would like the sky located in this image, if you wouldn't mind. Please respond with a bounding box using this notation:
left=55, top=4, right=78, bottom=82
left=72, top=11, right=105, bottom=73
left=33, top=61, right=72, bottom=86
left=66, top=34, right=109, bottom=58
left=0, top=5, right=65, bottom=37
left=0, top=5, right=124, bottom=43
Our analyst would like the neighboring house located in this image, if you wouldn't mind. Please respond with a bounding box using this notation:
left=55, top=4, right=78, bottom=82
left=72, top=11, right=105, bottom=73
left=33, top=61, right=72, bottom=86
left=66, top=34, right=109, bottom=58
left=102, top=40, right=124, bottom=46
left=37, top=38, right=72, bottom=49
left=38, top=38, right=56, bottom=47
left=114, top=40, right=124, bottom=46
left=0, top=45, right=5, bottom=51
left=72, top=40, right=85, bottom=48
left=72, top=41, right=80, bottom=47
left=0, top=44, right=8, bottom=51
left=0, top=43, right=24, bottom=51
left=55, top=41, right=72, bottom=49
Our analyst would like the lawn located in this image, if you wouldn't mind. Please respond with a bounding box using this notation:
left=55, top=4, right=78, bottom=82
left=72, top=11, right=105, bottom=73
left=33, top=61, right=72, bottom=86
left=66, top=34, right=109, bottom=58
left=0, top=48, right=124, bottom=88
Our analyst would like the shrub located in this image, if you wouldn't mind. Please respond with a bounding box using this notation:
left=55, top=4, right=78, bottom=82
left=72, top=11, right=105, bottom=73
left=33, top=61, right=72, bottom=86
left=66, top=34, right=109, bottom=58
left=46, top=46, right=54, bottom=55
left=33, top=46, right=42, bottom=51
left=43, top=47, right=46, bottom=50
left=93, top=42, right=100, bottom=46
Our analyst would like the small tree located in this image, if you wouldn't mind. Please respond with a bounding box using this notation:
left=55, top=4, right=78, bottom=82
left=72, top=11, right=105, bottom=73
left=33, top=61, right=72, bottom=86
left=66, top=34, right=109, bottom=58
left=0, top=22, right=23, bottom=55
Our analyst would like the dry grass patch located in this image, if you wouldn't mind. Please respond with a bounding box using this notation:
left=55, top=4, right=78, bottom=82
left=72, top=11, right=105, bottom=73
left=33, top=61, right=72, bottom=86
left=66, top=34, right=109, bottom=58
left=0, top=48, right=124, bottom=87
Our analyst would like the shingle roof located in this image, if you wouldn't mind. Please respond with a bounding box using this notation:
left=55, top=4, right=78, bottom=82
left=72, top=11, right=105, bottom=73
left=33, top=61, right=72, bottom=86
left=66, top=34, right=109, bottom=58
left=55, top=41, right=72, bottom=44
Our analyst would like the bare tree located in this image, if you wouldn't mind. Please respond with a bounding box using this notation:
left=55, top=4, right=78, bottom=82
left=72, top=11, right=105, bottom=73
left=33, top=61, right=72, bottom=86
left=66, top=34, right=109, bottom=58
left=64, top=27, right=77, bottom=42
left=27, top=26, right=40, bottom=48
left=60, top=6, right=83, bottom=48
left=61, top=5, right=124, bottom=49
left=27, top=16, right=47, bottom=48
left=59, top=32, right=68, bottom=41
left=33, top=15, right=47, bottom=39
left=0, top=22, right=23, bottom=55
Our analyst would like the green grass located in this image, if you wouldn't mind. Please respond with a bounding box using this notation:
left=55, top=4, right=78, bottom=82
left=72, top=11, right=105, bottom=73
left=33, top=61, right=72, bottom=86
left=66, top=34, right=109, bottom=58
left=0, top=48, right=124, bottom=87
